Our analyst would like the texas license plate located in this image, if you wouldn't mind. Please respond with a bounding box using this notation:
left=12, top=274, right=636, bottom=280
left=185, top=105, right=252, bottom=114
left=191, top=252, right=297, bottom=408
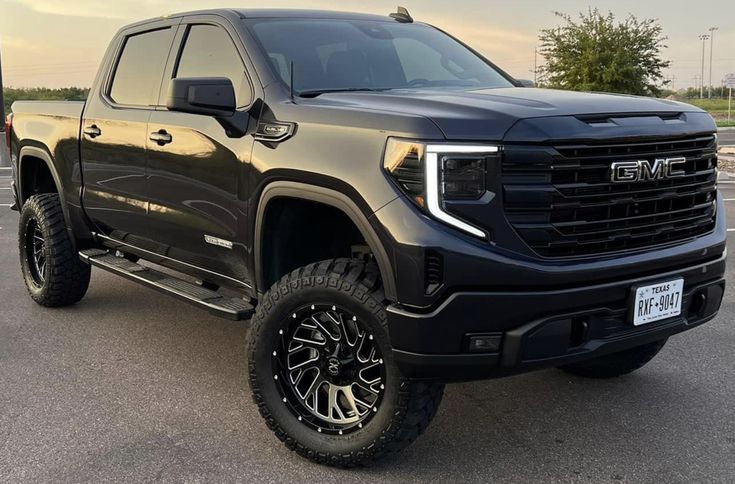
left=632, top=279, right=684, bottom=326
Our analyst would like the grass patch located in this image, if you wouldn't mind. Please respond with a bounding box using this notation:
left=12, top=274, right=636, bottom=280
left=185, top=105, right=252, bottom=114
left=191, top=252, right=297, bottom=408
left=677, top=98, right=733, bottom=124
left=682, top=98, right=731, bottom=111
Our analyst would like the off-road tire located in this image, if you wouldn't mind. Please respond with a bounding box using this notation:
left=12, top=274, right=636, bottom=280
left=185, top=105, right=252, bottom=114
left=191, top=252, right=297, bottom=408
left=19, top=194, right=91, bottom=306
left=560, top=339, right=668, bottom=379
left=248, top=258, right=444, bottom=467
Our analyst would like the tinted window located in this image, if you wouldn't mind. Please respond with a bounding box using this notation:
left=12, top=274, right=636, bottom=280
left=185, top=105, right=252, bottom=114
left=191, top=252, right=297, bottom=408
left=176, top=25, right=251, bottom=107
left=110, top=28, right=173, bottom=106
left=246, top=19, right=513, bottom=93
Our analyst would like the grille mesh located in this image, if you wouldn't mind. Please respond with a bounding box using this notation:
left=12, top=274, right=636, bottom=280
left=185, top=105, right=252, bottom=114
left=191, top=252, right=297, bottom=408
left=502, top=135, right=718, bottom=257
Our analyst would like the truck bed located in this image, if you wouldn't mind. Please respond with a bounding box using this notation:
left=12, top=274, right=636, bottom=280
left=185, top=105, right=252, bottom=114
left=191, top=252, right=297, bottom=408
left=11, top=100, right=85, bottom=139
left=9, top=100, right=86, bottom=231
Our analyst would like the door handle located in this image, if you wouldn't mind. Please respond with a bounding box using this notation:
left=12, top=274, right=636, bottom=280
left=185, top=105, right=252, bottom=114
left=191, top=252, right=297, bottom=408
left=83, top=125, right=101, bottom=138
left=150, top=130, right=173, bottom=146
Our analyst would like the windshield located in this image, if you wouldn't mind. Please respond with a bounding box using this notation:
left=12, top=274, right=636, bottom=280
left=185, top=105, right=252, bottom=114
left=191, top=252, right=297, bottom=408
left=245, top=18, right=514, bottom=94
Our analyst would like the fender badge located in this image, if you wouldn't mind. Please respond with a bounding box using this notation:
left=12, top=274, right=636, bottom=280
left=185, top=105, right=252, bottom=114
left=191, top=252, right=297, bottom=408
left=204, top=235, right=233, bottom=250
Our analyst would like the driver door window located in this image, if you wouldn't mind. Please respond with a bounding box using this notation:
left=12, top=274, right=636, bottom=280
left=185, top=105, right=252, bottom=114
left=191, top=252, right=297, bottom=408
left=175, top=24, right=252, bottom=108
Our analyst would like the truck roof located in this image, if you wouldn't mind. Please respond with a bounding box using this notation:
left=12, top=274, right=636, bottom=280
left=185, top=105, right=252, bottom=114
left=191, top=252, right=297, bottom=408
left=123, top=8, right=398, bottom=31
left=232, top=9, right=394, bottom=21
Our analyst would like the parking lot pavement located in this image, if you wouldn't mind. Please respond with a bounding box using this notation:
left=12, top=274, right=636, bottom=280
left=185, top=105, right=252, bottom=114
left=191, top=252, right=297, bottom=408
left=718, top=129, right=735, bottom=146
left=1, top=170, right=12, bottom=205
left=0, top=188, right=734, bottom=483
left=0, top=145, right=9, bottom=168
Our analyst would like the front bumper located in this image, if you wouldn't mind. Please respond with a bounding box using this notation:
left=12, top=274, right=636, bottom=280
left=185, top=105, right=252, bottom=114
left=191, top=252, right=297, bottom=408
left=388, top=253, right=726, bottom=382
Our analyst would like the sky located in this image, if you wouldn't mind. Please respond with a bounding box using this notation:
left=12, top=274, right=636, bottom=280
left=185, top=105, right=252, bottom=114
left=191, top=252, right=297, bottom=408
left=0, top=0, right=733, bottom=90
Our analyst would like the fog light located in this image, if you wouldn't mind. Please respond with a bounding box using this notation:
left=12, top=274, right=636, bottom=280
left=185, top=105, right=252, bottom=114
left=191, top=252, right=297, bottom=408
left=467, top=333, right=502, bottom=353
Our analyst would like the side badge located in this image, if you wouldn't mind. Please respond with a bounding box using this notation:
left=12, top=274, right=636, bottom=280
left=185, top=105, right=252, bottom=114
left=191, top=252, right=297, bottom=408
left=254, top=121, right=296, bottom=143
left=204, top=235, right=234, bottom=250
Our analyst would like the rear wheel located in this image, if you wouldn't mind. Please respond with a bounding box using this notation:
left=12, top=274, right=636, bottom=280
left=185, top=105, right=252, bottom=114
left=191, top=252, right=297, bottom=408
left=19, top=194, right=91, bottom=307
left=248, top=259, right=444, bottom=467
left=559, top=339, right=668, bottom=379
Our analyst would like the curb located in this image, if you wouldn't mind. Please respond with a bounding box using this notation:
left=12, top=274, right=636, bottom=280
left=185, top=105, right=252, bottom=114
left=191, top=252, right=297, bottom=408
left=718, top=127, right=735, bottom=132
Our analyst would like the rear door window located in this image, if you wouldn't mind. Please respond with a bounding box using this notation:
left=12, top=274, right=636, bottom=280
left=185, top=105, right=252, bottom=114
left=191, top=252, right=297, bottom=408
left=109, top=28, right=174, bottom=107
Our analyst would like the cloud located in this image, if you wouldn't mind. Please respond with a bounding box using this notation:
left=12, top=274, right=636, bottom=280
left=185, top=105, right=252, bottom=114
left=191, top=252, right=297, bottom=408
left=0, top=35, right=43, bottom=52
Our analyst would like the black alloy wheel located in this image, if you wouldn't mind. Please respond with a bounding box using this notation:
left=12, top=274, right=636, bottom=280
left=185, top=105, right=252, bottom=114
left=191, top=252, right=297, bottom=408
left=272, top=303, right=385, bottom=435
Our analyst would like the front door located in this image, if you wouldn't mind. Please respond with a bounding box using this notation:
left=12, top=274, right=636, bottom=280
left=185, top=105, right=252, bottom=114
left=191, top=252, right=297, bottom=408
left=145, top=22, right=256, bottom=283
left=81, top=25, right=176, bottom=241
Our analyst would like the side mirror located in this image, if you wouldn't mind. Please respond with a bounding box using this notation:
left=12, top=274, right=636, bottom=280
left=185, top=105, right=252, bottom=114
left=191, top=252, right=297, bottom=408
left=167, top=77, right=236, bottom=117
left=516, top=79, right=536, bottom=88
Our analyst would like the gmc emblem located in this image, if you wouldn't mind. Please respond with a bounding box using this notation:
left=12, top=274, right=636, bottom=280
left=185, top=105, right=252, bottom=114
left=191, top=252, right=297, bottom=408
left=610, top=157, right=687, bottom=183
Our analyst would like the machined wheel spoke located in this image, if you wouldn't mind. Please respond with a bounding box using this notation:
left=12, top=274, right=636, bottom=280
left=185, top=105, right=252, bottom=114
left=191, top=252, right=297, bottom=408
left=347, top=384, right=375, bottom=412
left=358, top=362, right=381, bottom=385
left=343, top=319, right=361, bottom=347
left=293, top=323, right=326, bottom=347
left=294, top=370, right=322, bottom=400
left=25, top=220, right=47, bottom=285
left=355, top=332, right=370, bottom=363
left=352, top=381, right=379, bottom=398
left=311, top=316, right=340, bottom=342
left=341, top=385, right=362, bottom=417
left=327, top=384, right=347, bottom=421
left=287, top=347, right=320, bottom=371
left=288, top=356, right=319, bottom=371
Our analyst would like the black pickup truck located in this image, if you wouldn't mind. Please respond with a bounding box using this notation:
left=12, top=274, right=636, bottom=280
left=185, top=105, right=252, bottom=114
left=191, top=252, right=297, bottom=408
left=6, top=8, right=726, bottom=467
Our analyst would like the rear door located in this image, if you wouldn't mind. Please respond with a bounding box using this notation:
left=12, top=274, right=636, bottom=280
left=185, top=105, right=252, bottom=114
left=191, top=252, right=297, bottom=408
left=81, top=23, right=177, bottom=241
left=145, top=19, right=257, bottom=284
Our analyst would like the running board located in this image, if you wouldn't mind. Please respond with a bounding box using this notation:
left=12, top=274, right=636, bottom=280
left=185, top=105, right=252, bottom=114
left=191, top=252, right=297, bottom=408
left=79, top=249, right=254, bottom=320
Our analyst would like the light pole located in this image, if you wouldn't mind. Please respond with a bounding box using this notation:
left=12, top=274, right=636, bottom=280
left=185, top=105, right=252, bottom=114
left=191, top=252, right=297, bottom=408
left=699, top=34, right=710, bottom=99
left=708, top=27, right=718, bottom=99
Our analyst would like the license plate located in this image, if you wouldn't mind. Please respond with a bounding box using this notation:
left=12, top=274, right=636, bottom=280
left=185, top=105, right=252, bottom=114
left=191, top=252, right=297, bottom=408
left=632, top=279, right=684, bottom=326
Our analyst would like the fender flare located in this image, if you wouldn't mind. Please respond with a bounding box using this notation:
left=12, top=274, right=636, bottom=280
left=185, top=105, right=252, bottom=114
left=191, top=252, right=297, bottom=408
left=18, top=145, right=76, bottom=242
left=18, top=145, right=66, bottom=205
left=254, top=181, right=397, bottom=301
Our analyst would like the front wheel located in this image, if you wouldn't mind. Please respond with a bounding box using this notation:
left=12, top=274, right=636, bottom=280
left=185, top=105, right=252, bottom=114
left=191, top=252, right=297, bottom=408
left=248, top=259, right=444, bottom=467
left=19, top=194, right=91, bottom=307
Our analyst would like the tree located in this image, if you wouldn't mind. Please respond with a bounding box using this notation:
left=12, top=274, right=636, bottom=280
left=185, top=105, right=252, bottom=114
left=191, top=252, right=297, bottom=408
left=539, top=9, right=670, bottom=96
left=3, top=87, right=90, bottom=116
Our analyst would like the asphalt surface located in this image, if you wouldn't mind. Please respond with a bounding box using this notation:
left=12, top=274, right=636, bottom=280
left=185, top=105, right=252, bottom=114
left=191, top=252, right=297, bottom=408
left=1, top=171, right=735, bottom=483
left=0, top=142, right=8, bottom=168
left=718, top=129, right=735, bottom=146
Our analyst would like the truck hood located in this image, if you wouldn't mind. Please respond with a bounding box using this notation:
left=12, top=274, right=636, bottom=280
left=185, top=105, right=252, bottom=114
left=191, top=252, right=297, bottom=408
left=300, top=87, right=706, bottom=140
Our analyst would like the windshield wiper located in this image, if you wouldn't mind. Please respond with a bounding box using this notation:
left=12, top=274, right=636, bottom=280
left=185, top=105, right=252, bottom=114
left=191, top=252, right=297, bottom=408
left=297, top=87, right=392, bottom=98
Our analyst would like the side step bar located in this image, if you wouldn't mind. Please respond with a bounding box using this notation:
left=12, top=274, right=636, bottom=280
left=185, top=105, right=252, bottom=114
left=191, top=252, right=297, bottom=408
left=79, top=249, right=254, bottom=320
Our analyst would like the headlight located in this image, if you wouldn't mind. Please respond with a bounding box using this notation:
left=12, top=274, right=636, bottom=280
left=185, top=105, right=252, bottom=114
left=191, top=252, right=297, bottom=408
left=384, top=138, right=499, bottom=239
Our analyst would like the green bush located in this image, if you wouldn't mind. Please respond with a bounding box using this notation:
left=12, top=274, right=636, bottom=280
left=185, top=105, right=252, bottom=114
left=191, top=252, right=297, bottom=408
left=3, top=87, right=90, bottom=116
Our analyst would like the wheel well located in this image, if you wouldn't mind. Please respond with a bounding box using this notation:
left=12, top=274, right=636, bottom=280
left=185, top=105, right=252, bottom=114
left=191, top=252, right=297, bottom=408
left=261, top=198, right=370, bottom=290
left=20, top=156, right=58, bottom=204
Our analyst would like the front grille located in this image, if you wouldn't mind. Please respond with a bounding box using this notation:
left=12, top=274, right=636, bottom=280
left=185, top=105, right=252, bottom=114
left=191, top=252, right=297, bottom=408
left=502, top=135, right=718, bottom=257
